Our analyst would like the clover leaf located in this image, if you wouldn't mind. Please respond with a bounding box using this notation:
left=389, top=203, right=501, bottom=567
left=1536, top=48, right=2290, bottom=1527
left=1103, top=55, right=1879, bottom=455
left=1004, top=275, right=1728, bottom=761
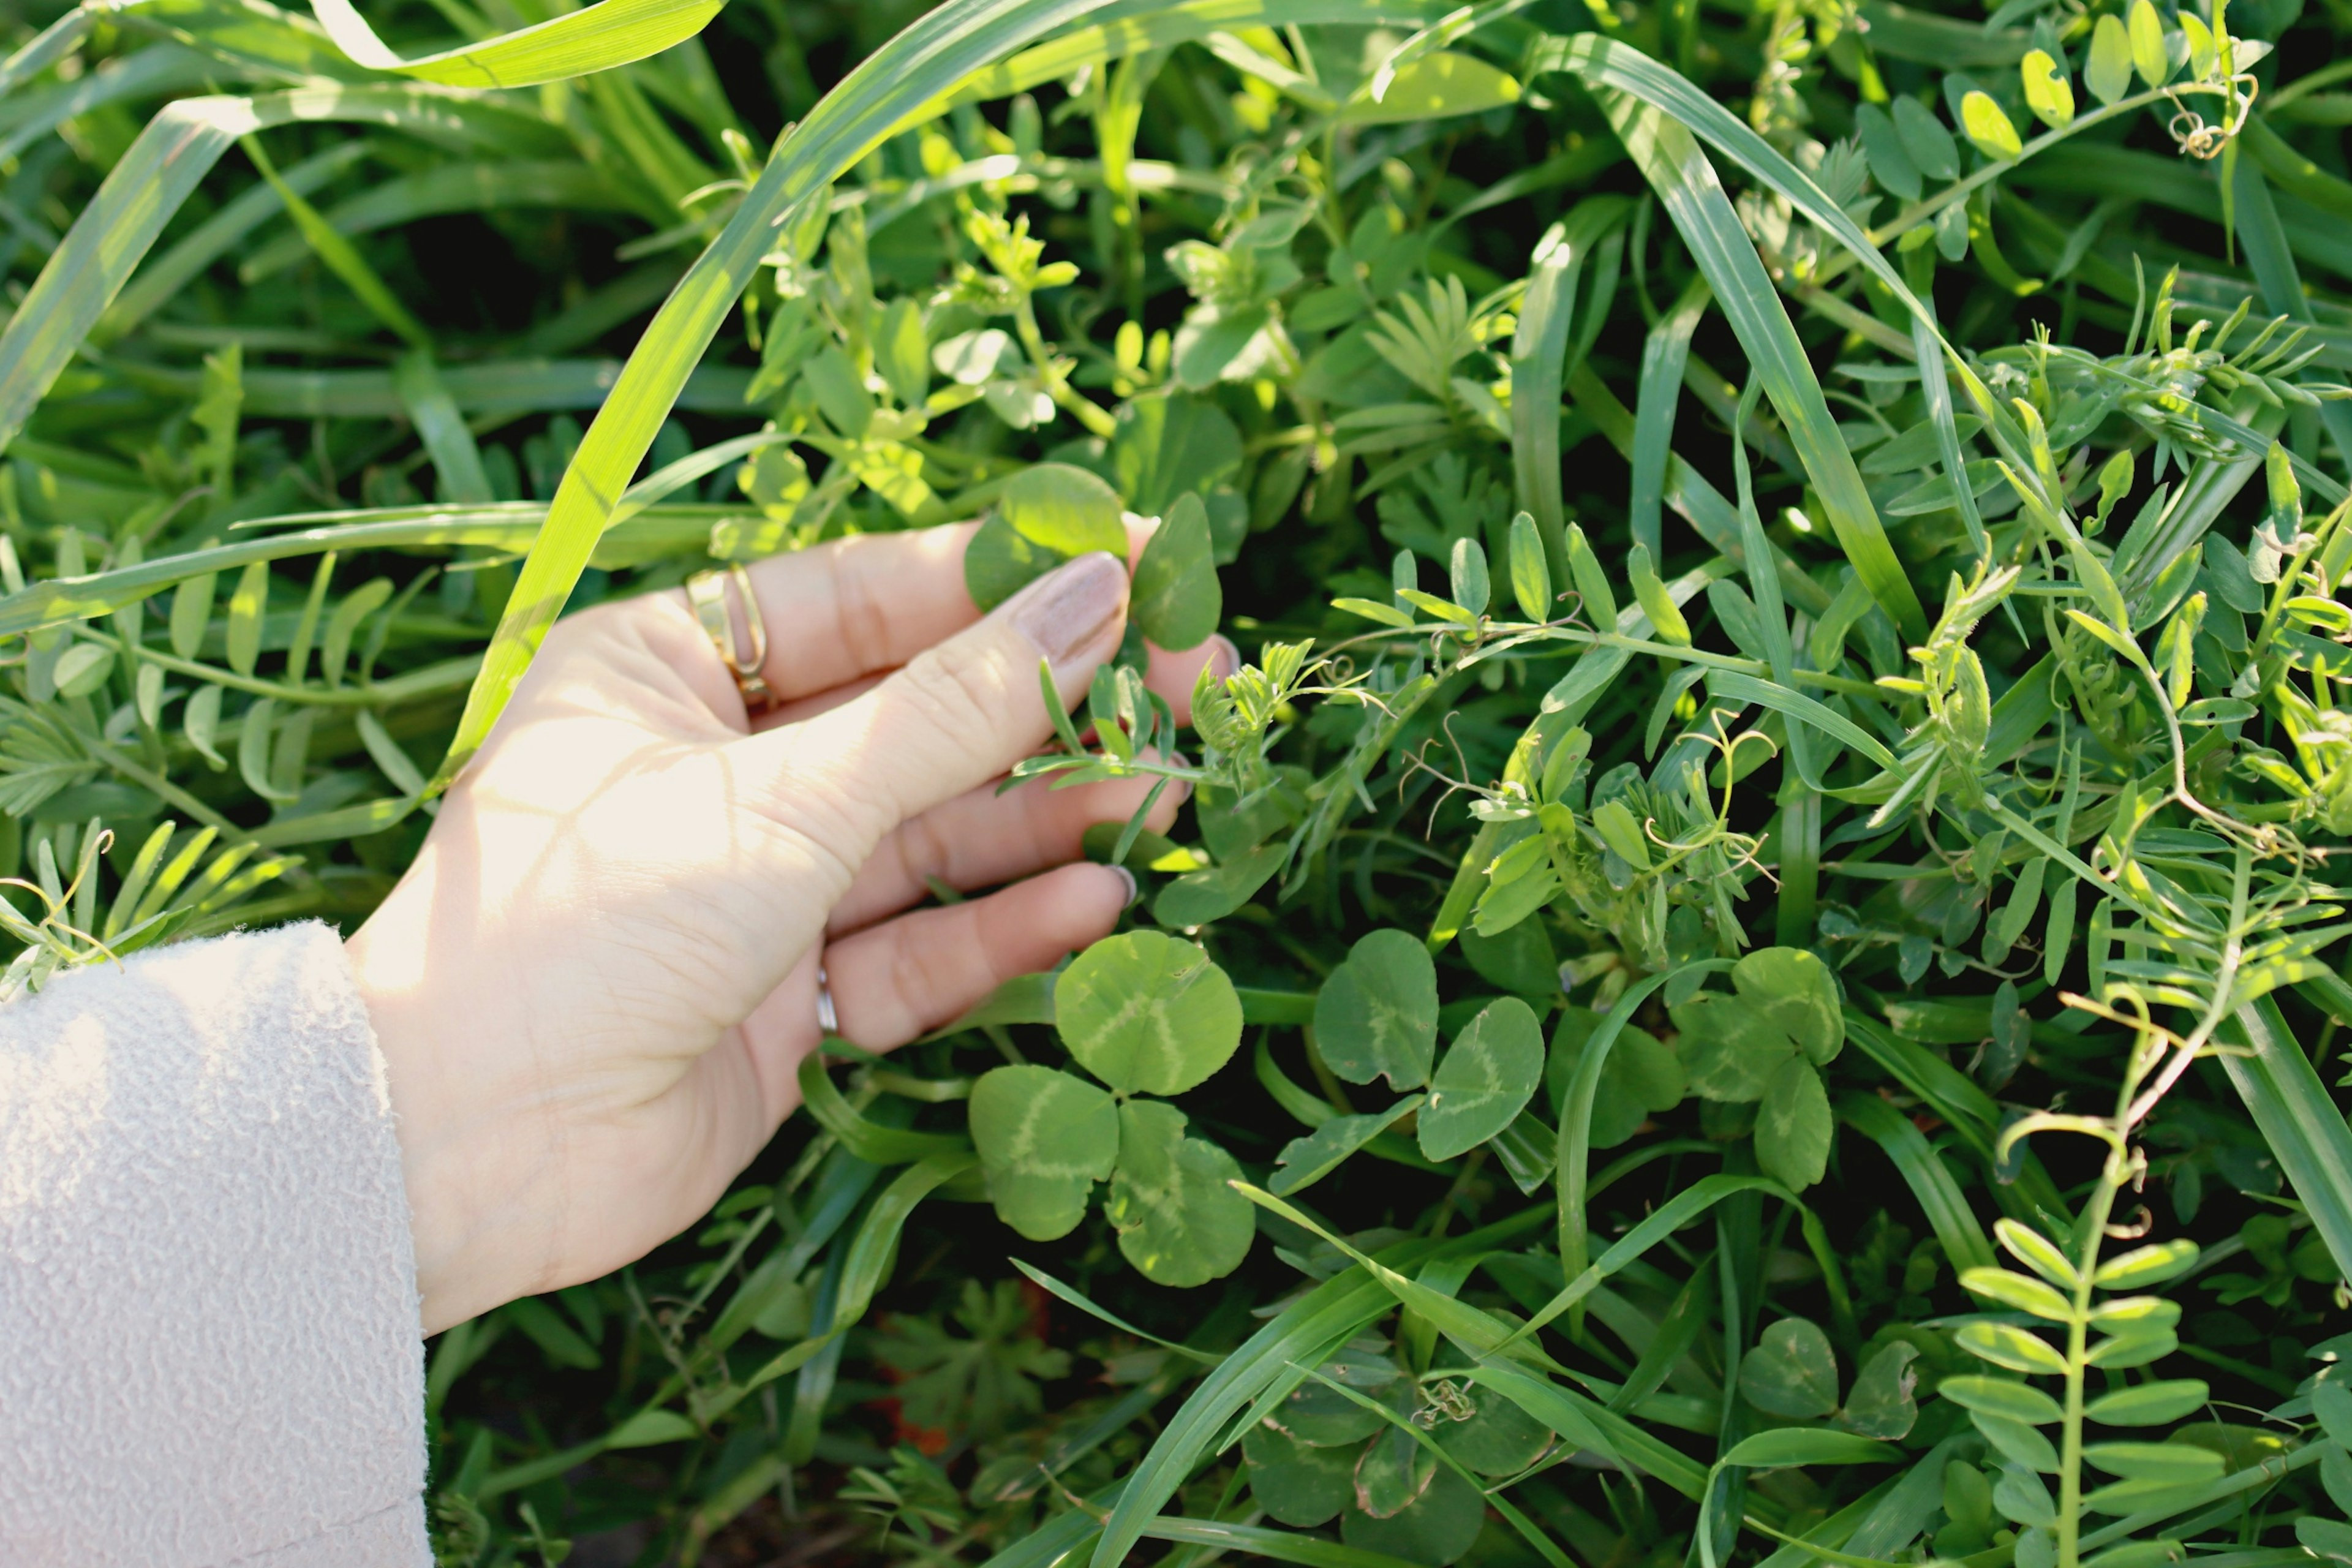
left=1104, top=1100, right=1253, bottom=1287
left=963, top=462, right=1128, bottom=610
left=1058, top=930, right=1243, bottom=1096
left=1314, top=927, right=1439, bottom=1090
left=1418, top=996, right=1544, bottom=1160
left=1129, top=491, right=1221, bottom=651
left=968, top=1065, right=1120, bottom=1241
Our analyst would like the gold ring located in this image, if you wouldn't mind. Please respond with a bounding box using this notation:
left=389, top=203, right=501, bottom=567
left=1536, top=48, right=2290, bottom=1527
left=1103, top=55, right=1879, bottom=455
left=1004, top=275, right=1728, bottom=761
left=685, top=564, right=774, bottom=714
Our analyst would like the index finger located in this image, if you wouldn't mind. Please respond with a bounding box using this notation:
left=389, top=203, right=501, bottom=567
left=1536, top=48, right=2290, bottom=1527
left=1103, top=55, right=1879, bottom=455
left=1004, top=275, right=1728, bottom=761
left=690, top=513, right=1194, bottom=709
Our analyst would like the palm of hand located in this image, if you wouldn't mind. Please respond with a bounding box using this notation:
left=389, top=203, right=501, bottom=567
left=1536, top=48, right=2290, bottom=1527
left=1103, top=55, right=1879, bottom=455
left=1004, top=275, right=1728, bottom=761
left=348, top=524, right=1216, bottom=1332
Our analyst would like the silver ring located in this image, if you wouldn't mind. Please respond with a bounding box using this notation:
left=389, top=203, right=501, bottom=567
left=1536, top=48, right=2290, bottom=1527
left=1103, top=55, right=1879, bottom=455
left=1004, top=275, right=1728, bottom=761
left=815, top=962, right=839, bottom=1036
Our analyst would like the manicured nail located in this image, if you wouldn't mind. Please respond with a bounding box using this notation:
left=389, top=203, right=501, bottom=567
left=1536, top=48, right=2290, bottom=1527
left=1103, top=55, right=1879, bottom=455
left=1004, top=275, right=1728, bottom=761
left=1107, top=863, right=1139, bottom=906
left=1014, top=553, right=1128, bottom=664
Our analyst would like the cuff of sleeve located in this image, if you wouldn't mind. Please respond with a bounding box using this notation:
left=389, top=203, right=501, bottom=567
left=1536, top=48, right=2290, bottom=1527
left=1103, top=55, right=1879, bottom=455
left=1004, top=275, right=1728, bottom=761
left=0, top=921, right=429, bottom=1567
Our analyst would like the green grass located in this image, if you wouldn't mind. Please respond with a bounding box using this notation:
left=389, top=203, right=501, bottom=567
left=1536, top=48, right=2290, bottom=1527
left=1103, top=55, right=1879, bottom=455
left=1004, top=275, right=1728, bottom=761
left=8, top=0, right=2352, bottom=1562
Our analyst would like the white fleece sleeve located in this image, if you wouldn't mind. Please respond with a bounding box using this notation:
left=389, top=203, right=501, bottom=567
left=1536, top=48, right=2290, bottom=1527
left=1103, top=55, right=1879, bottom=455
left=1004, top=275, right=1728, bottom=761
left=0, top=921, right=429, bottom=1567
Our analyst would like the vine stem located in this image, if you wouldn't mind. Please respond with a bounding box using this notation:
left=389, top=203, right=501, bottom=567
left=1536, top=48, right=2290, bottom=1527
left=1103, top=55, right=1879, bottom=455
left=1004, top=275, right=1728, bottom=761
left=2041, top=1005, right=2164, bottom=1568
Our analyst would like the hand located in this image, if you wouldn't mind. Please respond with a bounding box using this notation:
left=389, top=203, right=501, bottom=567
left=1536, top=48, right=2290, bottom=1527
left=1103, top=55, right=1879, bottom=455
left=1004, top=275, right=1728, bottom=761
left=345, top=523, right=1228, bottom=1333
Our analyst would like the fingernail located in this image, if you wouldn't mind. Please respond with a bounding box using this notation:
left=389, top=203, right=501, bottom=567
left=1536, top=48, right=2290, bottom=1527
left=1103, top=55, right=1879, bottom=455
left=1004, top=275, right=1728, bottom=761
left=1212, top=635, right=1241, bottom=680
left=1014, top=553, right=1128, bottom=664
left=1107, top=862, right=1139, bottom=906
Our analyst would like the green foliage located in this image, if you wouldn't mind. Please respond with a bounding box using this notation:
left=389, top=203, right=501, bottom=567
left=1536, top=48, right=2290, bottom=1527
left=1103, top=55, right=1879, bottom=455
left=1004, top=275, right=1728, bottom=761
left=12, top=0, right=2352, bottom=1558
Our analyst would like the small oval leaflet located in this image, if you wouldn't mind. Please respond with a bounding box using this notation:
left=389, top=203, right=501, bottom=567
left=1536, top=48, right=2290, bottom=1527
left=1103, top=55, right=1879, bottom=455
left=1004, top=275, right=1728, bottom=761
left=1961, top=1265, right=2075, bottom=1321
left=1419, top=996, right=1544, bottom=1160
left=1940, top=1374, right=2065, bottom=1425
left=2085, top=1379, right=2210, bottom=1427
left=1314, top=927, right=1439, bottom=1090
left=1344, top=51, right=1521, bottom=126
left=1959, top=1321, right=2068, bottom=1376
left=1058, top=930, right=1243, bottom=1096
left=1961, top=91, right=2023, bottom=160
left=1997, top=1216, right=2081, bottom=1287
left=2093, top=1238, right=2199, bottom=1288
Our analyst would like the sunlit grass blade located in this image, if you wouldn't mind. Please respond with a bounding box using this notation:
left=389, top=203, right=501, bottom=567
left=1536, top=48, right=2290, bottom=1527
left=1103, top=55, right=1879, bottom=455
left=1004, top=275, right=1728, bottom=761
left=1629, top=274, right=1709, bottom=556
left=0, top=6, right=94, bottom=99
left=309, top=0, right=723, bottom=88
left=0, top=45, right=222, bottom=165
left=1566, top=362, right=1831, bottom=615
left=118, top=0, right=381, bottom=85
left=438, top=0, right=1197, bottom=786
left=0, top=85, right=561, bottom=456
left=241, top=131, right=429, bottom=348
left=0, top=502, right=737, bottom=635
left=95, top=137, right=373, bottom=344
left=1511, top=200, right=1627, bottom=582
left=901, top=0, right=1458, bottom=132
left=1596, top=89, right=1925, bottom=641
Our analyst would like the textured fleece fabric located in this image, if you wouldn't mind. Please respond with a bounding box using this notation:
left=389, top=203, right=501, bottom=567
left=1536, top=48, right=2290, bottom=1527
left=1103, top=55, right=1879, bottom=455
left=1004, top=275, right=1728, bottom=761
left=0, top=922, right=430, bottom=1566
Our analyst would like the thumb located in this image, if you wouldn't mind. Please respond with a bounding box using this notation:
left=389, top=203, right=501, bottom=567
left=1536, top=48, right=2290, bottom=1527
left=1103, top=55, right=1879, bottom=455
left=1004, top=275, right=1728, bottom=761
left=744, top=550, right=1129, bottom=850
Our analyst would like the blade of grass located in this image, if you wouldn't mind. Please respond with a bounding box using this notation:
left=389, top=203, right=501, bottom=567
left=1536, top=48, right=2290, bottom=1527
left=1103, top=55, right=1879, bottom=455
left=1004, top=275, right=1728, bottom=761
left=1595, top=88, right=1925, bottom=641
left=239, top=132, right=429, bottom=347
left=95, top=137, right=373, bottom=344
left=309, top=0, right=724, bottom=88
left=1559, top=959, right=1731, bottom=1293
left=1629, top=273, right=1708, bottom=557
left=2228, top=148, right=2352, bottom=473
left=1565, top=362, right=1830, bottom=614
left=436, top=0, right=1179, bottom=788
left=1838, top=1094, right=1995, bottom=1273
left=0, top=45, right=222, bottom=165
left=393, top=352, right=495, bottom=505
left=1511, top=198, right=1629, bottom=584
left=239, top=160, right=641, bottom=281
left=0, top=85, right=559, bottom=455
left=0, top=7, right=95, bottom=99
left=1090, top=1207, right=1547, bottom=1568
left=2219, top=996, right=2352, bottom=1286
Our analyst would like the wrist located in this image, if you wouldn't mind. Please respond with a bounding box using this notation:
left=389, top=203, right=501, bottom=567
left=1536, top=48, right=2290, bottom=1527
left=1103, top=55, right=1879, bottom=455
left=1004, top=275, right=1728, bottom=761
left=348, top=869, right=552, bottom=1335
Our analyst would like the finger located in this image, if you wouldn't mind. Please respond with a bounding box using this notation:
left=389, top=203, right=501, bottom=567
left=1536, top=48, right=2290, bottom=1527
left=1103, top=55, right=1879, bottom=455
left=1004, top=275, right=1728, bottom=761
left=706, top=511, right=1166, bottom=710
left=738, top=522, right=982, bottom=700
left=828, top=761, right=1189, bottom=935
left=822, top=863, right=1133, bottom=1049
left=756, top=633, right=1232, bottom=733
left=747, top=551, right=1130, bottom=845
left=1144, top=633, right=1237, bottom=727
left=669, top=513, right=1145, bottom=709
